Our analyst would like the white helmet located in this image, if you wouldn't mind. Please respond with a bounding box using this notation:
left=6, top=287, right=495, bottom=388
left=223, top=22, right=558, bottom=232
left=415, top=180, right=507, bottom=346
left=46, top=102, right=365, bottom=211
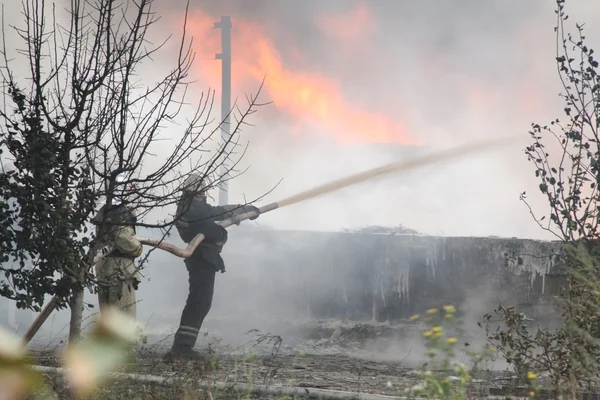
left=110, top=172, right=130, bottom=206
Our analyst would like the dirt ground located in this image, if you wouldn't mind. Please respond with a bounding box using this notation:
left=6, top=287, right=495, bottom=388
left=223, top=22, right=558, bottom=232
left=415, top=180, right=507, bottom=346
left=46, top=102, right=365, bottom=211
left=28, top=320, right=525, bottom=399
left=33, top=351, right=504, bottom=399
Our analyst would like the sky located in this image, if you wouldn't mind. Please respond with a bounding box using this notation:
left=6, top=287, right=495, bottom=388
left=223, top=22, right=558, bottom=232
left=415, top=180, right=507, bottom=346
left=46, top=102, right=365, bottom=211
left=4, top=0, right=600, bottom=240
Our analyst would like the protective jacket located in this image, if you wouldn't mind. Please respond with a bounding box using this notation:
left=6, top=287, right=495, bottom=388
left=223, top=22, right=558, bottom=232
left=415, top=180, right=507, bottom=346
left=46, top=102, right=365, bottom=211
left=175, top=195, right=256, bottom=270
left=175, top=196, right=257, bottom=248
left=93, top=204, right=143, bottom=318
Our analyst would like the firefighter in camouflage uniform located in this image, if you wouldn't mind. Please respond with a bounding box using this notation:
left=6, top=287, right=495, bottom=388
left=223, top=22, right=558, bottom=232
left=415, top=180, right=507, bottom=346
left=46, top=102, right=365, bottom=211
left=93, top=173, right=143, bottom=319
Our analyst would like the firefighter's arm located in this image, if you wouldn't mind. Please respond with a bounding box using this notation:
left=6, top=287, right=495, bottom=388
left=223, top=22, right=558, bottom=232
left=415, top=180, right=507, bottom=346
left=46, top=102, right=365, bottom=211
left=179, top=201, right=228, bottom=243
left=211, top=204, right=260, bottom=222
left=114, top=225, right=143, bottom=257
left=187, top=219, right=228, bottom=243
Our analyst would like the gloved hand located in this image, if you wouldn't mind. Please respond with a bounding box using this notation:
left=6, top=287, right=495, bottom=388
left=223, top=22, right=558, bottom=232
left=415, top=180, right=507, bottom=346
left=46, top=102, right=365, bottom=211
left=131, top=245, right=143, bottom=258
left=132, top=278, right=141, bottom=291
left=248, top=205, right=260, bottom=221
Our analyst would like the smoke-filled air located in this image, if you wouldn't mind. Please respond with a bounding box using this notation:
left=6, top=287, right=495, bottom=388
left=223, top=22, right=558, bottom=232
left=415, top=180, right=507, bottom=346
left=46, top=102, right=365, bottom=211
left=2, top=0, right=600, bottom=397
left=145, top=0, right=596, bottom=239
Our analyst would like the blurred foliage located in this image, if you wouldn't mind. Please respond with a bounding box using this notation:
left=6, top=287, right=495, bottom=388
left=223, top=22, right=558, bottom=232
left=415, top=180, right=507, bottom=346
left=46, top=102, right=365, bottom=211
left=1, top=308, right=140, bottom=400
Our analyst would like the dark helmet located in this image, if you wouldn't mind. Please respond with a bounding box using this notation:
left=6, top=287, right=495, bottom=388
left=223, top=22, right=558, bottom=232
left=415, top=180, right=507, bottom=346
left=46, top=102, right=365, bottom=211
left=182, top=173, right=206, bottom=196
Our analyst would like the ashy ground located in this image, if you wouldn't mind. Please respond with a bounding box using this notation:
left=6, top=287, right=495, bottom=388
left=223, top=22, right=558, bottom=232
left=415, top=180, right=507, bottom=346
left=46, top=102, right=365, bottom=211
left=25, top=319, right=539, bottom=399
left=32, top=351, right=523, bottom=399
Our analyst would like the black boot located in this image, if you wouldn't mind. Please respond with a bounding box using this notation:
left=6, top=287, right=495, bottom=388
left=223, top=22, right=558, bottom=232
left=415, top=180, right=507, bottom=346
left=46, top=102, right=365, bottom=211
left=163, top=345, right=205, bottom=361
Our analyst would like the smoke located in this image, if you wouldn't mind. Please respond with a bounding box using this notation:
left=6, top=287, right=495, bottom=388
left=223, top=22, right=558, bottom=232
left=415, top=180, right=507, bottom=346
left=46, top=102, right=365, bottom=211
left=141, top=0, right=600, bottom=240
left=3, top=0, right=599, bottom=238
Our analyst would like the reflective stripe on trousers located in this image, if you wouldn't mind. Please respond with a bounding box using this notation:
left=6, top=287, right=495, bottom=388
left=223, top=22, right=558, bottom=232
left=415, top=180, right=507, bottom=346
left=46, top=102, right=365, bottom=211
left=174, top=325, right=200, bottom=346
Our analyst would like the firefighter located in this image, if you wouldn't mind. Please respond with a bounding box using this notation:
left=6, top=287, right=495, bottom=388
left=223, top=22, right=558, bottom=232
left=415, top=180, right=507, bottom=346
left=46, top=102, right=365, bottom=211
left=93, top=173, right=143, bottom=319
left=166, top=173, right=260, bottom=359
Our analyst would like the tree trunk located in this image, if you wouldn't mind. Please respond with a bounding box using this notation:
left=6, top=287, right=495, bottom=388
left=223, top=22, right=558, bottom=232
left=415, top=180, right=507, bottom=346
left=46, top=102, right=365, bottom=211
left=68, top=267, right=86, bottom=342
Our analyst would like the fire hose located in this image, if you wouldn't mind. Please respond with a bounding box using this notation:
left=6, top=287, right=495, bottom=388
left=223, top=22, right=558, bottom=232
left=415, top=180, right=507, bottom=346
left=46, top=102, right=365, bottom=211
left=21, top=136, right=513, bottom=344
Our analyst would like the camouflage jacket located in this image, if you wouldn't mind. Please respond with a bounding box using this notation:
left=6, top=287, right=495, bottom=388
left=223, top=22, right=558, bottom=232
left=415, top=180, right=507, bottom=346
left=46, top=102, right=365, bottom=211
left=94, top=204, right=142, bottom=259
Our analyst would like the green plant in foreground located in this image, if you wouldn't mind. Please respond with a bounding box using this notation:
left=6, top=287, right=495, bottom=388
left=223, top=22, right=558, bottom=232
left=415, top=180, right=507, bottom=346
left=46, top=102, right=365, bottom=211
left=406, top=305, right=494, bottom=400
left=0, top=328, right=47, bottom=399
left=1, top=307, right=141, bottom=400
left=486, top=243, right=600, bottom=397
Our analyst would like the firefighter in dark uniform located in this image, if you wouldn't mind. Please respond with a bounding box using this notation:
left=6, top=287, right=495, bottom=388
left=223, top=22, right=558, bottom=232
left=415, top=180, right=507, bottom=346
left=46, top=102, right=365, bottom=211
left=166, top=173, right=260, bottom=359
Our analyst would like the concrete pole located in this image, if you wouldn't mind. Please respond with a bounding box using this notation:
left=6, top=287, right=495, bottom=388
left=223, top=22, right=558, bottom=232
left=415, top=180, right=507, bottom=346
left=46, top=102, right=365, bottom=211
left=215, top=16, right=232, bottom=206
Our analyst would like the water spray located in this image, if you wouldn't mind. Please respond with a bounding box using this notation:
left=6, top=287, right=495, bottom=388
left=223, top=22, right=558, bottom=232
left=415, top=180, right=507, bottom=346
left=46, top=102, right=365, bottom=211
left=137, top=135, right=513, bottom=257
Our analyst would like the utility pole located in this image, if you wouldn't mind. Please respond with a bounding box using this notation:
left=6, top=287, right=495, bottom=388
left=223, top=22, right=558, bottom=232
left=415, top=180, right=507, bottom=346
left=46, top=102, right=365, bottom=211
left=215, top=16, right=232, bottom=205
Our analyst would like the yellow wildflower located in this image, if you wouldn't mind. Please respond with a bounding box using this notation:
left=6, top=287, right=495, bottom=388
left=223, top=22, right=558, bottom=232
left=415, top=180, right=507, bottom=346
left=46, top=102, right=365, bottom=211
left=529, top=392, right=535, bottom=398
left=409, top=314, right=420, bottom=321
left=443, top=305, right=456, bottom=313
left=426, top=308, right=438, bottom=314
left=527, top=371, right=537, bottom=380
left=432, top=326, right=442, bottom=333
left=465, top=374, right=472, bottom=381
left=423, top=331, right=432, bottom=338
left=447, top=337, right=458, bottom=344
left=433, top=332, right=443, bottom=339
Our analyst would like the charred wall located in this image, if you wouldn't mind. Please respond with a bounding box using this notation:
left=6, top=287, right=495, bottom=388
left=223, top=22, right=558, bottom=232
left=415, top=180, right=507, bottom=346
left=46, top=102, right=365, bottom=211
left=221, top=230, right=564, bottom=324
left=0, top=229, right=566, bottom=339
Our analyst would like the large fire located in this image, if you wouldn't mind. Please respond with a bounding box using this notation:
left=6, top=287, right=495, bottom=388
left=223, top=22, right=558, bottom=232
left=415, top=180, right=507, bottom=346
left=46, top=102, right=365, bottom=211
left=183, top=8, right=420, bottom=146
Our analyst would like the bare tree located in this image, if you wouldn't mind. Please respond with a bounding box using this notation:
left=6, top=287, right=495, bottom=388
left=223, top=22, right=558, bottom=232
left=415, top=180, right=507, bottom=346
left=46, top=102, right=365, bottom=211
left=0, top=0, right=265, bottom=341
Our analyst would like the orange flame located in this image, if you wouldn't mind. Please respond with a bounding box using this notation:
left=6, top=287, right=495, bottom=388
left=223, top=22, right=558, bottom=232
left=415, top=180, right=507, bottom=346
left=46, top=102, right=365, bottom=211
left=185, top=10, right=420, bottom=145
